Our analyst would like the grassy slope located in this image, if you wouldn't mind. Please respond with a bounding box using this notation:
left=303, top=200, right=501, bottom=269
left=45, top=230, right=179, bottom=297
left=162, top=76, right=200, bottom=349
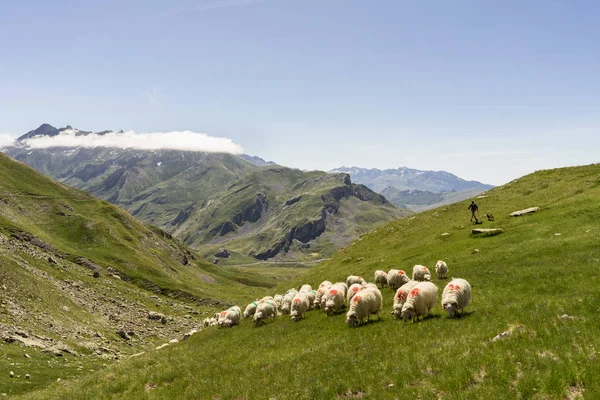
left=0, top=153, right=267, bottom=302
left=181, top=168, right=409, bottom=259
left=21, top=163, right=600, bottom=399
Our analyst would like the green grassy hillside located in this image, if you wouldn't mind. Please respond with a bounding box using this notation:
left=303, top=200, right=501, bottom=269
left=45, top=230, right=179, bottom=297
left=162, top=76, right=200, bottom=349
left=177, top=167, right=409, bottom=260
left=19, top=163, right=600, bottom=399
left=0, top=153, right=278, bottom=397
left=6, top=142, right=409, bottom=261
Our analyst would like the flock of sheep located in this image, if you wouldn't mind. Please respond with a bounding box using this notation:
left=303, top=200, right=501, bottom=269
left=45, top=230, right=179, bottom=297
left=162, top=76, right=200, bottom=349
left=203, top=260, right=472, bottom=328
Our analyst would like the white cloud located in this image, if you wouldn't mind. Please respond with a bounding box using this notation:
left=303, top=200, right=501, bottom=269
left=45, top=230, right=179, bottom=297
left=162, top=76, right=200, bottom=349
left=0, top=134, right=16, bottom=147
left=20, top=129, right=244, bottom=154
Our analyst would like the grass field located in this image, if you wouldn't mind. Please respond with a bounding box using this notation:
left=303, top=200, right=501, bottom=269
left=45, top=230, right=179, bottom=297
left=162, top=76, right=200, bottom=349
left=12, top=163, right=600, bottom=399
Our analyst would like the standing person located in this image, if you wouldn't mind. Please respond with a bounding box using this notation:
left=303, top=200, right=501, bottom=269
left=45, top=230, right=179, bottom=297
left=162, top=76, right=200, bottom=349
left=468, top=201, right=479, bottom=223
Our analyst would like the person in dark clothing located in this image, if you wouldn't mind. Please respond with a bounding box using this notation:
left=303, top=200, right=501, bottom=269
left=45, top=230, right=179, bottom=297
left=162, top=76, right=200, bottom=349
left=468, top=201, right=479, bottom=223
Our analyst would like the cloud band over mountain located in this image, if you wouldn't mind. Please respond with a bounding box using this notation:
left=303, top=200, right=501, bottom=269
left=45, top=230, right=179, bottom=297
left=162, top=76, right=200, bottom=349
left=0, top=134, right=15, bottom=147
left=17, top=129, right=244, bottom=154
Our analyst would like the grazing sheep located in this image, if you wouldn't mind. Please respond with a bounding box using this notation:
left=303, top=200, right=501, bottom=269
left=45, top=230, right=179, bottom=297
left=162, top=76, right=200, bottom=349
left=218, top=306, right=242, bottom=327
left=259, top=296, right=274, bottom=303
left=280, top=292, right=296, bottom=314
left=441, top=278, right=471, bottom=318
left=324, top=283, right=347, bottom=316
left=401, top=282, right=438, bottom=322
left=202, top=317, right=218, bottom=327
left=391, top=280, right=419, bottom=319
left=314, top=284, right=331, bottom=309
left=243, top=301, right=258, bottom=318
left=374, top=270, right=388, bottom=288
left=387, top=269, right=410, bottom=290
left=305, top=290, right=317, bottom=309
left=347, top=283, right=363, bottom=305
left=318, top=280, right=333, bottom=289
left=253, top=300, right=277, bottom=326
left=412, top=265, right=432, bottom=282
left=346, top=275, right=366, bottom=287
left=290, top=292, right=311, bottom=321
left=299, top=284, right=312, bottom=292
left=274, top=294, right=283, bottom=310
left=346, top=287, right=382, bottom=327
left=435, top=261, right=448, bottom=280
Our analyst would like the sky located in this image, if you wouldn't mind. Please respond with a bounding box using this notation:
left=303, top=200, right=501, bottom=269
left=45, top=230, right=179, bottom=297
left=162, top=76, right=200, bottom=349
left=1, top=0, right=599, bottom=185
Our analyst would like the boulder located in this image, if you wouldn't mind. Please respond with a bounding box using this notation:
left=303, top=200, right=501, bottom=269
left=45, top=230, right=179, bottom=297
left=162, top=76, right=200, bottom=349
left=214, top=248, right=230, bottom=258
left=41, top=347, right=63, bottom=357
left=148, top=311, right=165, bottom=321
left=509, top=207, right=540, bottom=217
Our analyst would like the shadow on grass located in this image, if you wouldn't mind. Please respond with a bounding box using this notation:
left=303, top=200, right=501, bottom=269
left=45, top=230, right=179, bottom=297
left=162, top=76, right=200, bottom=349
left=455, top=310, right=475, bottom=319
left=354, top=318, right=383, bottom=328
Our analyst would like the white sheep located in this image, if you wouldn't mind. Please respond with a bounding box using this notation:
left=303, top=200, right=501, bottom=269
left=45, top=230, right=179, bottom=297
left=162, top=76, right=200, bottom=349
left=346, top=287, right=382, bottom=327
left=217, top=306, right=241, bottom=327
left=202, top=316, right=218, bottom=327
left=324, top=283, right=347, bottom=316
left=387, top=269, right=410, bottom=290
left=290, top=292, right=311, bottom=321
left=280, top=291, right=297, bottom=314
left=347, top=283, right=363, bottom=305
left=435, top=260, right=448, bottom=280
left=412, top=265, right=432, bottom=282
left=374, top=270, right=388, bottom=288
left=299, top=284, right=312, bottom=292
left=253, top=300, right=277, bottom=326
left=313, top=285, right=331, bottom=309
left=441, top=278, right=471, bottom=318
left=401, top=282, right=438, bottom=322
left=243, top=301, right=258, bottom=318
left=274, top=294, right=283, bottom=310
left=346, top=275, right=366, bottom=287
left=318, top=280, right=333, bottom=289
left=391, top=280, right=419, bottom=319
left=305, top=290, right=317, bottom=309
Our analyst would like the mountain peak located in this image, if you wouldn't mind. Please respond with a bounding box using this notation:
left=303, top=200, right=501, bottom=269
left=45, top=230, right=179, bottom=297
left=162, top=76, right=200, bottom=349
left=17, top=123, right=69, bottom=141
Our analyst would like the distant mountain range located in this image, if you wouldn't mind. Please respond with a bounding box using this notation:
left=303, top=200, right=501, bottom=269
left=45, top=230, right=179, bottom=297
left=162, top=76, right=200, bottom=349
left=329, top=166, right=493, bottom=211
left=4, top=124, right=409, bottom=261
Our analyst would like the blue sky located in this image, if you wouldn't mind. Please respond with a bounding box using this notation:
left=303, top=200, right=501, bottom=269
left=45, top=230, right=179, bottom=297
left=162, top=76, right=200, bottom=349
left=1, top=0, right=599, bottom=185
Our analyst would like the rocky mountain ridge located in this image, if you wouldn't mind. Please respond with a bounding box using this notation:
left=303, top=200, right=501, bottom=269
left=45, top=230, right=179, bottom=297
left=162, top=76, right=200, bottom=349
left=4, top=124, right=409, bottom=260
left=330, top=165, right=493, bottom=210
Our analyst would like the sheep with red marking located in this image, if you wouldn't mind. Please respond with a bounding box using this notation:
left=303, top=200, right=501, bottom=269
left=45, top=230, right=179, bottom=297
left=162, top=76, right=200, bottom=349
left=218, top=306, right=242, bottom=327
left=243, top=301, right=259, bottom=318
left=387, top=269, right=410, bottom=290
left=290, top=292, right=311, bottom=321
left=346, top=287, right=382, bottom=327
left=346, top=275, right=366, bottom=287
left=412, top=265, right=432, bottom=282
left=318, top=280, right=333, bottom=289
left=324, top=282, right=348, bottom=316
left=253, top=300, right=277, bottom=326
left=401, top=281, right=438, bottom=322
left=441, top=278, right=471, bottom=318
left=314, top=283, right=332, bottom=309
left=391, top=280, right=419, bottom=319
left=374, top=270, right=388, bottom=288
left=347, top=283, right=363, bottom=304
left=435, top=260, right=448, bottom=280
